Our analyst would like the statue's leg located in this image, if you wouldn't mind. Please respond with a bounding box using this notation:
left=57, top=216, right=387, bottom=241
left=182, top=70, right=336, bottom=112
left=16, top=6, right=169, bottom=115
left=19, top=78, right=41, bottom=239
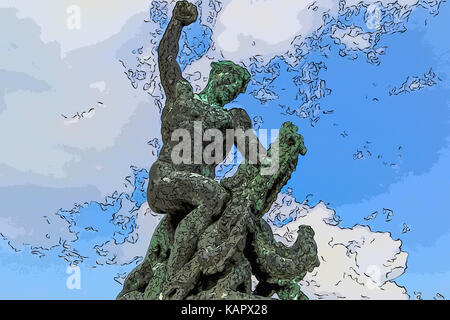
left=148, top=166, right=230, bottom=289
left=117, top=214, right=175, bottom=300
left=163, top=255, right=201, bottom=300
left=166, top=174, right=229, bottom=277
left=186, top=257, right=266, bottom=300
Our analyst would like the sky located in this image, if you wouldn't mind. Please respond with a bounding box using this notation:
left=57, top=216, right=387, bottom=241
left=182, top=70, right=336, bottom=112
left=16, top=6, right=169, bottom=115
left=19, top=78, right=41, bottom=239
left=0, top=0, right=448, bottom=300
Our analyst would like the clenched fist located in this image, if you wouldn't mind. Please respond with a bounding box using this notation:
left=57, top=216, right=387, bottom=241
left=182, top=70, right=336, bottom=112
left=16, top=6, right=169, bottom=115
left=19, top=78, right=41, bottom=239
left=173, top=0, right=198, bottom=26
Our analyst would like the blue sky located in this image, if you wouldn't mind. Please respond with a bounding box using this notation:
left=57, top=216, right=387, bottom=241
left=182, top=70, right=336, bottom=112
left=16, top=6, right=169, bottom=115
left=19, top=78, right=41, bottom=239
left=0, top=1, right=449, bottom=300
left=231, top=4, right=450, bottom=299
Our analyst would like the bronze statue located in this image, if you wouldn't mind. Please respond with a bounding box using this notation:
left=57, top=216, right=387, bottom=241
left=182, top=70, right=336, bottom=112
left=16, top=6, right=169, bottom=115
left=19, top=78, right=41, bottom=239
left=117, top=0, right=319, bottom=300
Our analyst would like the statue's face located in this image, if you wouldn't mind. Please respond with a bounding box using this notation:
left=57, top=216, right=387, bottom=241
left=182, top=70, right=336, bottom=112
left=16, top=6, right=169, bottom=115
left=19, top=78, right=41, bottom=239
left=210, top=71, right=245, bottom=106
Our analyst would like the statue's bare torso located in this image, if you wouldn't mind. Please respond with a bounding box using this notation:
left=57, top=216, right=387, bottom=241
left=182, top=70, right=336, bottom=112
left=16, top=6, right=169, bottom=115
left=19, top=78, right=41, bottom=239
left=118, top=0, right=318, bottom=301
left=146, top=1, right=260, bottom=298
left=158, top=80, right=234, bottom=179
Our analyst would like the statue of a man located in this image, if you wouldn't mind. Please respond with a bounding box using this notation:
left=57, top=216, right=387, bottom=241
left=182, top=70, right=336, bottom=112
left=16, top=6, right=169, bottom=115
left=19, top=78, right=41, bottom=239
left=147, top=0, right=266, bottom=283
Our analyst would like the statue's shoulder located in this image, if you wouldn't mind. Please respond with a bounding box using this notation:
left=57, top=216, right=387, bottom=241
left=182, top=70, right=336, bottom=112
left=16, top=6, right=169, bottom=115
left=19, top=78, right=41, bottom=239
left=175, top=79, right=194, bottom=98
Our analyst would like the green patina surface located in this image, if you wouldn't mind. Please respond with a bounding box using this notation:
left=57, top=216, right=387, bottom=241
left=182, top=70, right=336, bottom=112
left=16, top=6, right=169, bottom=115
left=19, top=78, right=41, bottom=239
left=117, top=122, right=319, bottom=300
left=116, top=0, right=319, bottom=300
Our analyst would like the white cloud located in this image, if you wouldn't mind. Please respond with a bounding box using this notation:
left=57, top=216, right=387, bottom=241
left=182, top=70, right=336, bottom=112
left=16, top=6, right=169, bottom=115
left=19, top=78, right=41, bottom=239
left=213, top=0, right=339, bottom=63
left=0, top=0, right=428, bottom=190
left=0, top=9, right=159, bottom=189
left=331, top=25, right=372, bottom=51
left=201, top=0, right=423, bottom=65
left=184, top=0, right=423, bottom=83
left=265, top=192, right=409, bottom=299
left=0, top=7, right=162, bottom=250
left=0, top=0, right=150, bottom=56
left=345, top=0, right=419, bottom=8
left=0, top=184, right=98, bottom=251
left=97, top=190, right=409, bottom=299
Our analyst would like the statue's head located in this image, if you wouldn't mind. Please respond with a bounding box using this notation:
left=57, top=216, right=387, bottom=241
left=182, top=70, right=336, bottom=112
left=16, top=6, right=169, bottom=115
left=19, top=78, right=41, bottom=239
left=201, top=61, right=251, bottom=107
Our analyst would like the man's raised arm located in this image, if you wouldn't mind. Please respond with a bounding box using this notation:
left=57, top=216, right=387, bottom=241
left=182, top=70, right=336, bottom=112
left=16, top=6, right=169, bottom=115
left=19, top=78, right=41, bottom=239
left=158, top=1, right=198, bottom=99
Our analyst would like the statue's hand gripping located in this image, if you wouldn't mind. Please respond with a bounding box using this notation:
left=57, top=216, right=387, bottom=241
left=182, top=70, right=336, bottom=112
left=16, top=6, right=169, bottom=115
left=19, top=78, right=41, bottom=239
left=173, top=0, right=198, bottom=26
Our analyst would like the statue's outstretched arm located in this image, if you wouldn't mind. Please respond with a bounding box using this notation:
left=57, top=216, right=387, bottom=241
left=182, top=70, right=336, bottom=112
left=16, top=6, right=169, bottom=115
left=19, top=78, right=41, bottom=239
left=229, top=108, right=268, bottom=164
left=158, top=1, right=197, bottom=98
